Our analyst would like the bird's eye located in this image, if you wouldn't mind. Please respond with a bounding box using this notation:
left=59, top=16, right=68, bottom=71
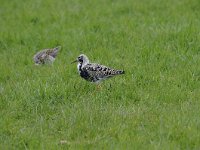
left=78, top=56, right=82, bottom=60
left=78, top=56, right=83, bottom=62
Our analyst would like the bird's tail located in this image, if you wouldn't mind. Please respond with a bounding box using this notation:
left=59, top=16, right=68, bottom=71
left=116, top=70, right=125, bottom=75
left=51, top=46, right=61, bottom=58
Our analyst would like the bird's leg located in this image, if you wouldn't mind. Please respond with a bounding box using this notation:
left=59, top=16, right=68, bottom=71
left=96, top=83, right=102, bottom=90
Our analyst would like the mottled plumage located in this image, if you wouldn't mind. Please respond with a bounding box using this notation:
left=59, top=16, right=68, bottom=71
left=33, top=46, right=61, bottom=65
left=72, top=54, right=125, bottom=83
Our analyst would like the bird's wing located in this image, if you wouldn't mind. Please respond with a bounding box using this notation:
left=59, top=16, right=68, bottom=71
left=82, top=63, right=120, bottom=79
left=33, top=50, right=46, bottom=61
left=33, top=49, right=50, bottom=64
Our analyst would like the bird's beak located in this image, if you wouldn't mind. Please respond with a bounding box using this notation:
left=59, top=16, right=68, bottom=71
left=71, top=60, right=78, bottom=64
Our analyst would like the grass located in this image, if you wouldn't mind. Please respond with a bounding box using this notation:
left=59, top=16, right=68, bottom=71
left=1, top=0, right=200, bottom=149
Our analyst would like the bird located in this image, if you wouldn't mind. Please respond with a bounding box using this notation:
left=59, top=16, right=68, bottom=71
left=71, top=54, right=125, bottom=83
left=33, top=46, right=61, bottom=65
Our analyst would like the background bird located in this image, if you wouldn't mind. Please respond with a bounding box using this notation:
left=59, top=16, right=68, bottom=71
left=33, top=46, right=61, bottom=65
left=71, top=54, right=125, bottom=83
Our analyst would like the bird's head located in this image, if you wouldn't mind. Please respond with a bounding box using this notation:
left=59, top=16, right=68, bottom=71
left=71, top=54, right=89, bottom=66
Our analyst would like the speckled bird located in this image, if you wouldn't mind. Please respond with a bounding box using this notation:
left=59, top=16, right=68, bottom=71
left=33, top=46, right=61, bottom=65
left=71, top=54, right=125, bottom=83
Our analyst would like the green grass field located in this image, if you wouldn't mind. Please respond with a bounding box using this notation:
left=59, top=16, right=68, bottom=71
left=1, top=0, right=200, bottom=149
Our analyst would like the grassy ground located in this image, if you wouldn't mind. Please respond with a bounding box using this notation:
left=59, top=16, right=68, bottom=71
left=1, top=0, right=200, bottom=149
